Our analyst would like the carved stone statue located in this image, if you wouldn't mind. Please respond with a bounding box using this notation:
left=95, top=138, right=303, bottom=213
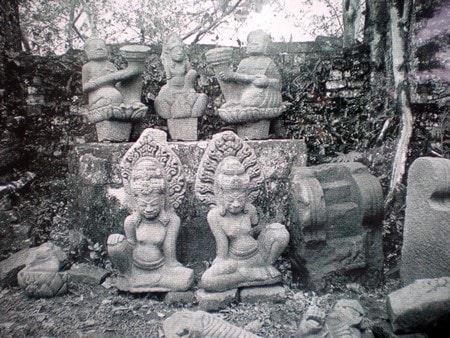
left=17, top=242, right=69, bottom=298
left=163, top=310, right=260, bottom=338
left=82, top=36, right=150, bottom=142
left=205, top=30, right=284, bottom=139
left=154, top=33, right=207, bottom=141
left=195, top=131, right=289, bottom=292
left=107, top=128, right=194, bottom=292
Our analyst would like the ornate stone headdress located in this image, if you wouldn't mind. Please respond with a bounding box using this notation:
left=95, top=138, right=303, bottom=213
left=120, top=128, right=186, bottom=208
left=195, top=131, right=264, bottom=207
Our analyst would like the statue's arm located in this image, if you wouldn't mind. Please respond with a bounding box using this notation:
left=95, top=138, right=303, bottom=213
left=207, top=210, right=229, bottom=259
left=83, top=67, right=140, bottom=92
left=124, top=214, right=138, bottom=245
left=164, top=213, right=182, bottom=265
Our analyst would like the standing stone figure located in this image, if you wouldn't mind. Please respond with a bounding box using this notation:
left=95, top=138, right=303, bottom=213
left=107, top=128, right=194, bottom=292
left=154, top=33, right=207, bottom=141
left=195, top=131, right=289, bottom=292
left=82, top=36, right=150, bottom=142
left=205, top=30, right=284, bottom=139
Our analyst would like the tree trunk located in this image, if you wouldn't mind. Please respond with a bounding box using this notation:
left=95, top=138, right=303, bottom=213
left=385, top=0, right=414, bottom=206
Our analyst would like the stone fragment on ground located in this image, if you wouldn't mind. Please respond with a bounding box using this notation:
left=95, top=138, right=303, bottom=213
left=163, top=310, right=260, bottom=337
left=387, top=277, right=450, bottom=334
left=196, top=288, right=238, bottom=311
left=68, top=263, right=110, bottom=285
left=0, top=248, right=34, bottom=287
left=239, top=284, right=287, bottom=303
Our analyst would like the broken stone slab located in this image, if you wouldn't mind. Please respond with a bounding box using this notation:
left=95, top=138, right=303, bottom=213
left=0, top=248, right=34, bottom=287
left=67, top=263, right=110, bottom=285
left=196, top=288, right=238, bottom=311
left=387, top=277, right=450, bottom=334
left=164, top=291, right=196, bottom=305
left=163, top=310, right=260, bottom=337
left=400, top=157, right=450, bottom=285
left=239, top=285, right=287, bottom=304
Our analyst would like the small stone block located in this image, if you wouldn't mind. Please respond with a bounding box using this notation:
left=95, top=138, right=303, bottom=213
left=239, top=285, right=287, bottom=304
left=68, top=263, right=110, bottom=285
left=0, top=248, right=35, bottom=287
left=196, top=288, right=238, bottom=311
left=164, top=291, right=196, bottom=305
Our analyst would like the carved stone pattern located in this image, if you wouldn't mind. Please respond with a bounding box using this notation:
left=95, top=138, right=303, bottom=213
left=195, top=131, right=264, bottom=206
left=120, top=130, right=186, bottom=208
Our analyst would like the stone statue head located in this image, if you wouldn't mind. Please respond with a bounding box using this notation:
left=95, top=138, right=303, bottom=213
left=131, top=158, right=168, bottom=219
left=162, top=33, right=188, bottom=66
left=215, top=156, right=250, bottom=215
left=246, top=30, right=271, bottom=56
left=84, top=36, right=108, bottom=61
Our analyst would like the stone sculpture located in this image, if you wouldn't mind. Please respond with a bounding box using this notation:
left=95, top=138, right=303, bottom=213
left=297, top=299, right=372, bottom=338
left=163, top=310, right=260, bottom=338
left=289, top=162, right=384, bottom=289
left=400, top=157, right=450, bottom=285
left=205, top=30, right=284, bottom=139
left=154, top=33, right=207, bottom=141
left=82, top=36, right=150, bottom=142
left=107, top=128, right=194, bottom=292
left=17, top=242, right=69, bottom=298
left=195, top=131, right=289, bottom=292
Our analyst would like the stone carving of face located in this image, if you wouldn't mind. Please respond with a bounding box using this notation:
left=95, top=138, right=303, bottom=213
left=130, top=158, right=167, bottom=219
left=222, top=189, right=247, bottom=215
left=136, top=193, right=165, bottom=220
left=85, top=37, right=108, bottom=61
left=170, top=45, right=185, bottom=62
left=246, top=30, right=270, bottom=56
left=216, top=157, right=250, bottom=215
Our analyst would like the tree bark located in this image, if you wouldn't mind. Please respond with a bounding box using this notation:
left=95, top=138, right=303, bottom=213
left=385, top=0, right=414, bottom=206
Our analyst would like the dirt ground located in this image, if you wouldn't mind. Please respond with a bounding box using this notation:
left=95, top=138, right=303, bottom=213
left=0, top=278, right=399, bottom=337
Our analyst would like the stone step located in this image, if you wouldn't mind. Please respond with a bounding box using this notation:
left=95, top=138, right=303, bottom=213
left=321, top=180, right=354, bottom=203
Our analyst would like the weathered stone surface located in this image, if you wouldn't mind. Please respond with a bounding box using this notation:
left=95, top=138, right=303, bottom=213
left=68, top=263, right=110, bottom=285
left=69, top=136, right=306, bottom=274
left=164, top=291, right=196, bottom=305
left=0, top=248, right=33, bottom=287
left=239, top=285, right=286, bottom=304
left=289, top=162, right=384, bottom=289
left=400, top=157, right=450, bottom=285
left=205, top=30, right=284, bottom=139
left=296, top=299, right=373, bottom=338
left=163, top=310, right=260, bottom=337
left=106, top=129, right=194, bottom=292
left=387, top=277, right=450, bottom=334
left=17, top=242, right=69, bottom=298
left=196, top=288, right=238, bottom=311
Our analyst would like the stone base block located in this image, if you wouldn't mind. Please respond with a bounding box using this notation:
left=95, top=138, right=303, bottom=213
left=196, top=288, right=238, bottom=311
left=68, top=263, right=110, bottom=285
left=167, top=118, right=198, bottom=141
left=239, top=285, right=286, bottom=304
left=387, top=277, right=450, bottom=334
left=95, top=120, right=132, bottom=142
left=236, top=120, right=270, bottom=140
left=164, top=291, right=196, bottom=305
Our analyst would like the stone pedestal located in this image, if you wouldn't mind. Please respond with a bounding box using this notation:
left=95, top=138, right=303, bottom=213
left=289, top=162, right=384, bottom=289
left=167, top=117, right=197, bottom=141
left=236, top=120, right=271, bottom=140
left=240, top=285, right=287, bottom=303
left=196, top=288, right=238, bottom=311
left=95, top=120, right=132, bottom=142
left=68, top=137, right=307, bottom=274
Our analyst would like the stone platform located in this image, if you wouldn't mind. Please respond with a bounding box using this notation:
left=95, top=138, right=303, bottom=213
left=68, top=138, right=307, bottom=273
